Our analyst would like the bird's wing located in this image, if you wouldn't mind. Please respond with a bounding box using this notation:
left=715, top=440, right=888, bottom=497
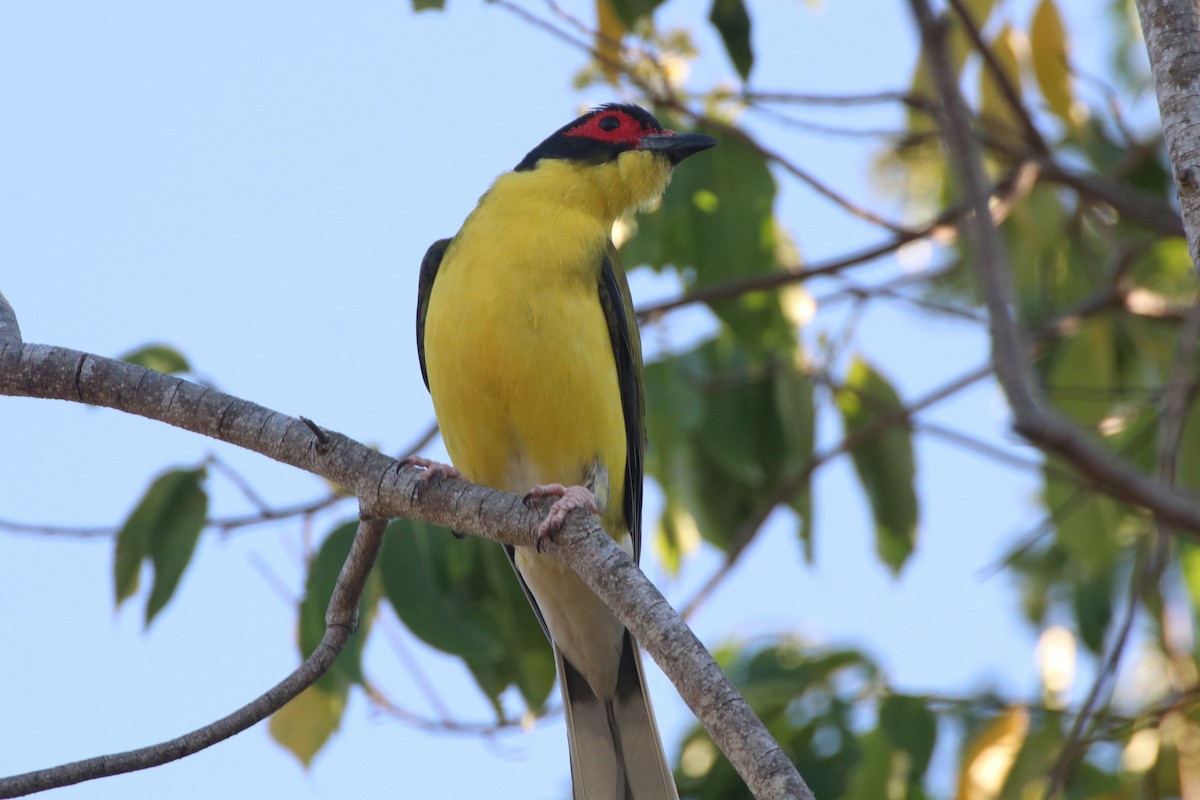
left=416, top=237, right=452, bottom=390
left=598, top=241, right=646, bottom=562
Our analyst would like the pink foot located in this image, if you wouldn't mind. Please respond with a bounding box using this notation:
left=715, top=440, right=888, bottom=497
left=402, top=455, right=460, bottom=487
left=523, top=483, right=599, bottom=544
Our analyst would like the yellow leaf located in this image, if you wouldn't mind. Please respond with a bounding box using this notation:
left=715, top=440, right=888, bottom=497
left=956, top=707, right=1030, bottom=800
left=596, top=0, right=626, bottom=84
left=269, top=684, right=346, bottom=767
left=1030, top=0, right=1075, bottom=124
left=979, top=26, right=1024, bottom=145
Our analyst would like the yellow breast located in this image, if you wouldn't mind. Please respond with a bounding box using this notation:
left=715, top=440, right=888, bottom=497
left=423, top=168, right=629, bottom=537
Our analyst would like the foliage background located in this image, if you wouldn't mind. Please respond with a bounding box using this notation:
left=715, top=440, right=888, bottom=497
left=1, top=0, right=1188, bottom=798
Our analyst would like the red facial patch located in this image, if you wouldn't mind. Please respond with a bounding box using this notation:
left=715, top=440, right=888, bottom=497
left=564, top=109, right=670, bottom=148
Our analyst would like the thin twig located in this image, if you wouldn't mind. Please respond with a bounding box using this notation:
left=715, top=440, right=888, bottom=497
left=680, top=363, right=992, bottom=618
left=908, top=0, right=1200, bottom=535
left=1048, top=295, right=1200, bottom=795
left=0, top=514, right=385, bottom=798
left=946, top=0, right=1049, bottom=153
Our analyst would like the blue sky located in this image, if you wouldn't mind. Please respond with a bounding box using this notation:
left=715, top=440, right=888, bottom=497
left=0, top=1, right=1124, bottom=798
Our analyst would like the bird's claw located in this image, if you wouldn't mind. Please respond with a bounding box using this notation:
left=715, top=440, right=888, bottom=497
left=523, top=484, right=599, bottom=552
left=403, top=456, right=460, bottom=499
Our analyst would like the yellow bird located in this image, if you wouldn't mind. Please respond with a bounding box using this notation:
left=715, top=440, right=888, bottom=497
left=415, top=104, right=715, bottom=800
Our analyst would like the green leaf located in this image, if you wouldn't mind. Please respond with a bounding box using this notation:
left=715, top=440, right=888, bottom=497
left=621, top=124, right=792, bottom=356
left=411, top=0, right=444, bottom=11
left=835, top=358, right=919, bottom=573
left=607, top=0, right=665, bottom=27
left=379, top=519, right=555, bottom=713
left=1030, top=0, right=1075, bottom=125
left=119, top=343, right=191, bottom=375
left=879, top=694, right=937, bottom=783
left=838, top=729, right=907, bottom=800
left=269, top=683, right=346, bottom=767
left=677, top=640, right=878, bottom=800
left=1044, top=317, right=1117, bottom=428
left=113, top=467, right=208, bottom=626
left=708, top=0, right=753, bottom=80
left=645, top=336, right=814, bottom=555
left=1070, top=566, right=1115, bottom=653
left=298, top=521, right=378, bottom=692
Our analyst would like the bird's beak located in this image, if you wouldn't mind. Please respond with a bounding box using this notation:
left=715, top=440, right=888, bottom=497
left=637, top=131, right=719, bottom=165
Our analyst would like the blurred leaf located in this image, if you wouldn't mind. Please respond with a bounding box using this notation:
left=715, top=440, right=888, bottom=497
left=1010, top=544, right=1067, bottom=625
left=621, top=124, right=793, bottom=355
left=119, top=343, right=191, bottom=375
left=1180, top=544, right=1200, bottom=620
left=595, top=0, right=626, bottom=83
left=298, top=521, right=378, bottom=692
left=645, top=336, right=813, bottom=555
left=607, top=0, right=665, bottom=26
left=907, top=0, right=997, bottom=130
left=956, top=707, right=1029, bottom=800
left=1176, top=390, right=1200, bottom=491
left=677, top=640, right=878, bottom=800
left=839, top=728, right=918, bottom=800
left=708, top=0, right=753, bottom=80
left=1070, top=566, right=1115, bottom=653
left=1129, top=237, right=1194, bottom=297
left=1030, top=0, right=1075, bottom=124
left=269, top=683, right=345, bottom=767
left=994, top=709, right=1063, bottom=800
left=978, top=26, right=1024, bottom=146
left=1043, top=457, right=1123, bottom=571
left=836, top=357, right=919, bottom=574
left=113, top=467, right=208, bottom=627
left=411, top=0, right=444, bottom=11
left=1043, top=317, right=1118, bottom=427
left=379, top=518, right=555, bottom=713
left=880, top=694, right=938, bottom=783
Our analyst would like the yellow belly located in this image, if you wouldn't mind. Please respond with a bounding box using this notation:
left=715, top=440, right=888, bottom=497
left=422, top=221, right=628, bottom=539
left=421, top=172, right=637, bottom=697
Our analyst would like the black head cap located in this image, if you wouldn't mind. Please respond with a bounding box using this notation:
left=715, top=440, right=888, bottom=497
left=514, top=104, right=689, bottom=172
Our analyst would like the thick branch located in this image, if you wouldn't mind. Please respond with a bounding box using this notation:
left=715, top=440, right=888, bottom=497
left=906, top=0, right=1200, bottom=536
left=1135, top=0, right=1200, bottom=266
left=0, top=290, right=20, bottom=347
left=0, top=323, right=810, bottom=798
left=0, top=515, right=385, bottom=798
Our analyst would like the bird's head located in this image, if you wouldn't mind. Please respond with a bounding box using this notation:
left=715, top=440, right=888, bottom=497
left=512, top=104, right=717, bottom=220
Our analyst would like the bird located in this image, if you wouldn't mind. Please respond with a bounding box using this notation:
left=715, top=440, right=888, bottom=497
left=414, top=103, right=716, bottom=800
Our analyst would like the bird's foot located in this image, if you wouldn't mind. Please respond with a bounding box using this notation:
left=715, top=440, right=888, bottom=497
left=523, top=483, right=599, bottom=550
left=402, top=456, right=461, bottom=497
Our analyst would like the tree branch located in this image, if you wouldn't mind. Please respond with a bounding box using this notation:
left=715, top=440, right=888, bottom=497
left=0, top=514, right=385, bottom=798
left=906, top=0, right=1200, bottom=536
left=0, top=295, right=812, bottom=798
left=1135, top=0, right=1200, bottom=267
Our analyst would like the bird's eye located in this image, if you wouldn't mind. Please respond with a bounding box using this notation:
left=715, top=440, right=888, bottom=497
left=598, top=115, right=620, bottom=131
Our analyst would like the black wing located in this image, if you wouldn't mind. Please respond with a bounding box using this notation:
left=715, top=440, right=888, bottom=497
left=416, top=238, right=452, bottom=391
left=598, top=242, right=646, bottom=562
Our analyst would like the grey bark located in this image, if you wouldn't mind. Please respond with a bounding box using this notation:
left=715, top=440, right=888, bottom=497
left=0, top=307, right=812, bottom=799
left=1136, top=0, right=1200, bottom=268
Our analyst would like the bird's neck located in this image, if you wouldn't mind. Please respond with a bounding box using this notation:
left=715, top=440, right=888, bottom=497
left=488, top=155, right=673, bottom=224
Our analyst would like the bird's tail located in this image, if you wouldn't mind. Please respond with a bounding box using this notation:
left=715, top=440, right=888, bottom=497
left=560, top=631, right=678, bottom=800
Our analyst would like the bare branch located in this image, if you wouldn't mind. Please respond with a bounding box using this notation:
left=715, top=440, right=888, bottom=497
left=0, top=290, right=21, bottom=348
left=0, top=292, right=811, bottom=798
left=680, top=363, right=992, bottom=619
left=1135, top=0, right=1200, bottom=266
left=946, top=0, right=1049, bottom=153
left=906, top=0, right=1200, bottom=535
left=0, top=514, right=385, bottom=798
